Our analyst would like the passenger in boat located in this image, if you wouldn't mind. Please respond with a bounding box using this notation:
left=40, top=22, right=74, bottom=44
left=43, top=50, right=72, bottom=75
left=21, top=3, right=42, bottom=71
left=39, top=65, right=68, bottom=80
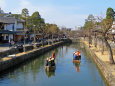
left=52, top=51, right=55, bottom=59
left=51, top=58, right=55, bottom=66
left=48, top=58, right=52, bottom=67
left=46, top=56, right=55, bottom=67
left=78, top=51, right=81, bottom=60
left=75, top=51, right=81, bottom=60
left=45, top=58, right=49, bottom=66
left=73, top=52, right=77, bottom=60
left=76, top=51, right=80, bottom=56
left=73, top=52, right=76, bottom=57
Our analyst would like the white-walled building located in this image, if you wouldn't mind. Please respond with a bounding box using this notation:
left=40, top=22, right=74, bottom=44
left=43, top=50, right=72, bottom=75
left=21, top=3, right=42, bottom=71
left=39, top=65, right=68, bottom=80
left=15, top=19, right=25, bottom=41
left=75, top=26, right=82, bottom=31
left=0, top=17, right=16, bottom=43
left=0, top=15, right=24, bottom=43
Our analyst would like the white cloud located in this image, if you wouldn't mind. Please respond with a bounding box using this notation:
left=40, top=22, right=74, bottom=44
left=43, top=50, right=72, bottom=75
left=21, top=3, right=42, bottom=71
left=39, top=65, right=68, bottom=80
left=0, top=0, right=6, bottom=9
left=44, top=12, right=87, bottom=28
left=11, top=0, right=52, bottom=15
left=11, top=0, right=87, bottom=28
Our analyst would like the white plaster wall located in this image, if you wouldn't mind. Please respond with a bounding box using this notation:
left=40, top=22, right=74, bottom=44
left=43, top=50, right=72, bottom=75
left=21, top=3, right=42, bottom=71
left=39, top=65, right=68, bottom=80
left=5, top=24, right=14, bottom=31
left=17, top=23, right=23, bottom=29
left=14, top=20, right=17, bottom=31
left=3, top=34, right=13, bottom=40
left=9, top=34, right=13, bottom=40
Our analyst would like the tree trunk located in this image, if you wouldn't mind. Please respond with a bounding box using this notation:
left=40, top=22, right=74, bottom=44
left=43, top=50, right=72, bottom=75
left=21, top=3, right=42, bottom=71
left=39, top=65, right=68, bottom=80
left=42, top=34, right=44, bottom=46
left=101, top=38, right=104, bottom=55
left=33, top=29, right=36, bottom=48
left=52, top=34, right=53, bottom=44
left=88, top=35, right=90, bottom=48
left=112, top=35, right=115, bottom=43
left=48, top=34, right=49, bottom=45
left=88, top=36, right=92, bottom=48
left=103, top=35, right=114, bottom=64
left=94, top=33, right=97, bottom=47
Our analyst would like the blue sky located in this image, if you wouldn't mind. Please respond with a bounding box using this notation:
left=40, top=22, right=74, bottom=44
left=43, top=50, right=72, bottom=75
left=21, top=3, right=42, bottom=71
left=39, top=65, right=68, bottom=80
left=0, top=0, right=115, bottom=29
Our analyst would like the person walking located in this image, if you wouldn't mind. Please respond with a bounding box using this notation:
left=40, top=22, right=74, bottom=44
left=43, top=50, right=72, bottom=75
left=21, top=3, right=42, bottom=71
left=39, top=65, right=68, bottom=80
left=9, top=39, right=11, bottom=48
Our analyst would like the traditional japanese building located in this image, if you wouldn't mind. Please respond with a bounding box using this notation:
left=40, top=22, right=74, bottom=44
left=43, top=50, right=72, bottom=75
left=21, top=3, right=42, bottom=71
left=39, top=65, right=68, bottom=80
left=0, top=17, right=16, bottom=43
left=0, top=9, right=25, bottom=43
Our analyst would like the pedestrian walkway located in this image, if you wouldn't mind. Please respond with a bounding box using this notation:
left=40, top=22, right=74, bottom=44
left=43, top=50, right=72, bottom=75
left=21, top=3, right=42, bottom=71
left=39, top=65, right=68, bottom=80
left=0, top=47, right=10, bottom=52
left=0, top=43, right=10, bottom=52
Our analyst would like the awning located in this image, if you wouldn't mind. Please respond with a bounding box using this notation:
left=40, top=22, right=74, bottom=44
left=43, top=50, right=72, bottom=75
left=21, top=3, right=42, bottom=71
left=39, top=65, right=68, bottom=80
left=0, top=30, right=16, bottom=34
left=15, top=31, right=24, bottom=35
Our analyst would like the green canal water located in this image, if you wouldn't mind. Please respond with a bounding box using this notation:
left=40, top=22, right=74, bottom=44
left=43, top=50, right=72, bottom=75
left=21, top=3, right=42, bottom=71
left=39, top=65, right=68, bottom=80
left=0, top=43, right=107, bottom=86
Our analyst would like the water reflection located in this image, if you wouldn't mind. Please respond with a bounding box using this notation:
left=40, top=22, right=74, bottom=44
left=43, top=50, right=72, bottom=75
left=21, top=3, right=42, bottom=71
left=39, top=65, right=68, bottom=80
left=45, top=70, right=55, bottom=78
left=73, top=62, right=80, bottom=72
left=0, top=43, right=107, bottom=86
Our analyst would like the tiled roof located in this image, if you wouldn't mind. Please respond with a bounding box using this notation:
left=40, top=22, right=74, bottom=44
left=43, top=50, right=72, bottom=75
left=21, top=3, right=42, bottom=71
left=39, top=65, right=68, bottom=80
left=17, top=19, right=25, bottom=23
left=0, top=17, right=16, bottom=23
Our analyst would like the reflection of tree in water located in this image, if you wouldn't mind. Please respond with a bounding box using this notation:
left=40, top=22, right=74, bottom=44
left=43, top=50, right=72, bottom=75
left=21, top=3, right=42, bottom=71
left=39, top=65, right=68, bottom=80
left=78, top=43, right=105, bottom=84
left=56, top=43, right=72, bottom=59
left=2, top=43, right=83, bottom=82
left=81, top=43, right=93, bottom=61
left=45, top=71, right=55, bottom=78
left=7, top=47, right=62, bottom=81
left=57, top=46, right=64, bottom=58
left=69, top=42, right=83, bottom=51
left=3, top=51, right=54, bottom=82
left=1, top=43, right=83, bottom=82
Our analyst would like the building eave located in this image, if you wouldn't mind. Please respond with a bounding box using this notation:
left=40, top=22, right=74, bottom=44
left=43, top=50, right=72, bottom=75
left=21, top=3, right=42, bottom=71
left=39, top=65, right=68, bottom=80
left=0, top=30, right=16, bottom=34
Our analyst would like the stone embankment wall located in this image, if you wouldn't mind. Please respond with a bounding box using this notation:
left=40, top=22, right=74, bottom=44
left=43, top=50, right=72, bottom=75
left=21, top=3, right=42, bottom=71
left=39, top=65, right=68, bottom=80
left=83, top=44, right=112, bottom=86
left=0, top=48, right=18, bottom=58
left=80, top=39, right=115, bottom=86
left=0, top=45, right=34, bottom=58
left=71, top=38, right=115, bottom=86
left=0, top=39, right=72, bottom=72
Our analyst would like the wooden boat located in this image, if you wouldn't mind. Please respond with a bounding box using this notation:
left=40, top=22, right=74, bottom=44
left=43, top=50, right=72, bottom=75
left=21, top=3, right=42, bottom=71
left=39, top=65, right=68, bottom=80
left=73, top=55, right=81, bottom=63
left=73, top=60, right=81, bottom=63
left=45, top=58, right=56, bottom=72
left=45, top=65, right=56, bottom=72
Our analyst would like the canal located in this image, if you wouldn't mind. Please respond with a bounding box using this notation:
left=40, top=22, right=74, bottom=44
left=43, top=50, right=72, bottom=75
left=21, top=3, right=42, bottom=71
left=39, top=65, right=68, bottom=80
left=0, top=43, right=107, bottom=86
